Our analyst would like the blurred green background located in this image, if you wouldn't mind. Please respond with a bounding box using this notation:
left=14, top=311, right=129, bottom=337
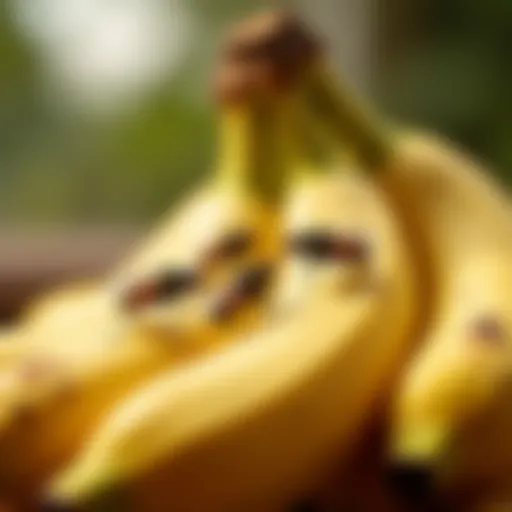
left=1, top=0, right=511, bottom=226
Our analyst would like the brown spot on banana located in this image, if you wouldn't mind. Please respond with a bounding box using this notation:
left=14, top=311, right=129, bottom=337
left=288, top=231, right=370, bottom=264
left=203, top=229, right=256, bottom=266
left=210, top=263, right=272, bottom=322
left=19, top=356, right=62, bottom=384
left=121, top=269, right=199, bottom=311
left=471, top=316, right=508, bottom=346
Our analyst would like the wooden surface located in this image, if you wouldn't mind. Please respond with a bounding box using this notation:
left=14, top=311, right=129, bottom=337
left=0, top=226, right=142, bottom=321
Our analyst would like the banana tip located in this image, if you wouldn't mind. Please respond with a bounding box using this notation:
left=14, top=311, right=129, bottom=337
left=385, top=462, right=435, bottom=504
left=44, top=459, right=122, bottom=511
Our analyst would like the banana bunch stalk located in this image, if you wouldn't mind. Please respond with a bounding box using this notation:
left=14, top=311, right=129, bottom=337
left=44, top=24, right=420, bottom=512
left=0, top=58, right=289, bottom=508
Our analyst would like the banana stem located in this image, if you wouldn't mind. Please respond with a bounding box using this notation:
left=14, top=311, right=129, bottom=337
left=302, top=63, right=393, bottom=170
left=216, top=96, right=293, bottom=204
left=284, top=84, right=360, bottom=178
left=288, top=90, right=337, bottom=176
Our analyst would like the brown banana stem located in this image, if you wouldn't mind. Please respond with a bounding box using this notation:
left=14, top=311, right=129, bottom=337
left=219, top=10, right=389, bottom=171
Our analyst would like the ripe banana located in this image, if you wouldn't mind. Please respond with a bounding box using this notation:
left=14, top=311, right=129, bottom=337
left=45, top=51, right=418, bottom=512
left=0, top=329, right=25, bottom=371
left=46, top=291, right=398, bottom=512
left=0, top=61, right=289, bottom=503
left=0, top=284, right=120, bottom=384
left=0, top=315, right=170, bottom=493
left=0, top=327, right=18, bottom=347
left=20, top=283, right=108, bottom=350
left=238, top=10, right=512, bottom=496
left=0, top=283, right=112, bottom=377
left=0, top=334, right=28, bottom=370
left=23, top=281, right=99, bottom=328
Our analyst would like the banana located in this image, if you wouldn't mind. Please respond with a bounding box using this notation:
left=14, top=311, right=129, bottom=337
left=0, top=328, right=15, bottom=341
left=234, top=9, right=512, bottom=497
left=0, top=317, right=171, bottom=493
left=0, top=285, right=120, bottom=385
left=45, top=46, right=418, bottom=512
left=0, top=329, right=26, bottom=371
left=23, top=281, right=99, bottom=327
left=0, top=285, right=124, bottom=377
left=23, top=281, right=103, bottom=346
left=46, top=292, right=397, bottom=512
left=0, top=283, right=108, bottom=375
left=22, top=283, right=110, bottom=348
left=0, top=60, right=289, bottom=503
left=0, top=327, right=18, bottom=347
left=0, top=334, right=28, bottom=370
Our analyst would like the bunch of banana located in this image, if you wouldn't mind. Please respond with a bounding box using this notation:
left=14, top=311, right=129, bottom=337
left=1, top=8, right=510, bottom=512
left=43, top=17, right=420, bottom=512
left=0, top=51, right=289, bottom=509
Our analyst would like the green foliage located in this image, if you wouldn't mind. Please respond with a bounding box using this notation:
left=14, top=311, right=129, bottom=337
left=0, top=0, right=510, bottom=224
left=380, top=0, right=512, bottom=182
left=0, top=0, right=269, bottom=223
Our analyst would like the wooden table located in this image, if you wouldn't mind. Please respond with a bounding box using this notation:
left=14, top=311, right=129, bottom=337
left=0, top=226, right=142, bottom=321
